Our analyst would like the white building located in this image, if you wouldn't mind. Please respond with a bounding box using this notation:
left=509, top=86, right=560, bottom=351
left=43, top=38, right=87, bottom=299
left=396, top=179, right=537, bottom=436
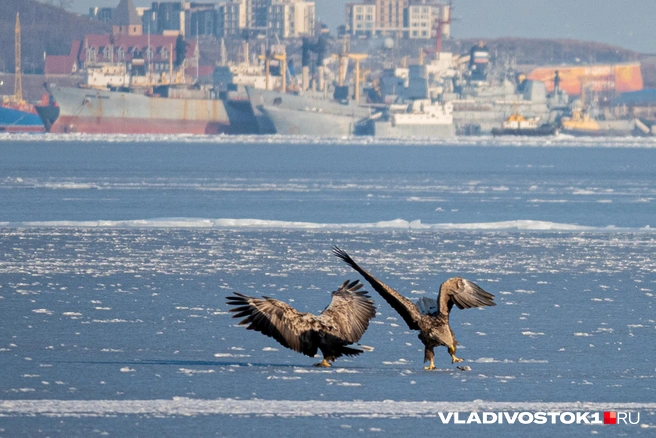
left=345, top=0, right=451, bottom=40
left=268, top=0, right=315, bottom=38
left=216, top=0, right=314, bottom=38
left=405, top=4, right=433, bottom=39
left=346, top=3, right=376, bottom=37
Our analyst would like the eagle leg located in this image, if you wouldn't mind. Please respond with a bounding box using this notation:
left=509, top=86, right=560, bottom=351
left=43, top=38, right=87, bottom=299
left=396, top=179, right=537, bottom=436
left=313, top=358, right=332, bottom=367
left=423, top=347, right=436, bottom=370
left=449, top=345, right=463, bottom=364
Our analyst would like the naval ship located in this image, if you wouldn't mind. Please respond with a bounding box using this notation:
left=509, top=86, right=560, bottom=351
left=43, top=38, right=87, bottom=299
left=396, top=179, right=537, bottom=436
left=246, top=86, right=373, bottom=136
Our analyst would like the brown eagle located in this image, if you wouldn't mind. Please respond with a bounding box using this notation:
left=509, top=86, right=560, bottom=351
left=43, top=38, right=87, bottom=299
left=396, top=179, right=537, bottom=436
left=332, top=246, right=496, bottom=370
left=226, top=280, right=376, bottom=367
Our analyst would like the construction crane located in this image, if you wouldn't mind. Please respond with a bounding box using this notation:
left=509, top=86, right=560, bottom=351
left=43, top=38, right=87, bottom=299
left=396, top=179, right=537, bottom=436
left=15, top=12, right=23, bottom=102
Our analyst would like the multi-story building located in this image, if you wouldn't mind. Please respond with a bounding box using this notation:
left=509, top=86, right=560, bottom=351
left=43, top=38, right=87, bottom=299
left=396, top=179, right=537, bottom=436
left=251, top=0, right=272, bottom=30
left=345, top=2, right=376, bottom=37
left=90, top=0, right=315, bottom=40
left=345, top=0, right=450, bottom=40
left=217, top=1, right=248, bottom=37
left=405, top=2, right=433, bottom=39
left=148, top=2, right=186, bottom=35
left=268, top=0, right=315, bottom=39
left=89, top=7, right=115, bottom=23
left=372, top=0, right=407, bottom=35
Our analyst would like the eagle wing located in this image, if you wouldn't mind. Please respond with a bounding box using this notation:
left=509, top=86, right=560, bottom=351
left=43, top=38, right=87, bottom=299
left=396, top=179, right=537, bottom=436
left=226, top=292, right=320, bottom=357
left=332, top=246, right=423, bottom=331
left=319, top=279, right=376, bottom=344
left=437, top=277, right=496, bottom=316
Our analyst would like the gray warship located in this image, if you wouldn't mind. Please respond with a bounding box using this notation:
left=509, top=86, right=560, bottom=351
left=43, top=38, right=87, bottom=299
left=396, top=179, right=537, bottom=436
left=246, top=86, right=373, bottom=136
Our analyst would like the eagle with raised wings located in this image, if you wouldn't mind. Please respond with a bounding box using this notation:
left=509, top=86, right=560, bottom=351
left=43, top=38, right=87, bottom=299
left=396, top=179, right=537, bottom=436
left=226, top=280, right=376, bottom=367
left=333, top=247, right=496, bottom=370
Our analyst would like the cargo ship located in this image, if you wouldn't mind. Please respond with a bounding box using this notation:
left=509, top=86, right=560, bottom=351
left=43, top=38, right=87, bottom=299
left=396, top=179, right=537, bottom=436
left=0, top=99, right=45, bottom=133
left=46, top=84, right=256, bottom=135
left=44, top=63, right=257, bottom=135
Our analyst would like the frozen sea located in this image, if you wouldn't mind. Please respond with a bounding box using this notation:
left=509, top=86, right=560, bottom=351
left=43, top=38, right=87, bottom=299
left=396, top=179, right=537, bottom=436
left=1, top=134, right=655, bottom=437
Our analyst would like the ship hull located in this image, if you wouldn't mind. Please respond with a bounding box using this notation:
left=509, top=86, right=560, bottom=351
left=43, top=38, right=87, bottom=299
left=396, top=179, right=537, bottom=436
left=491, top=125, right=559, bottom=136
left=372, top=121, right=455, bottom=138
left=560, top=129, right=635, bottom=137
left=0, top=106, right=45, bottom=133
left=246, top=87, right=372, bottom=136
left=48, top=86, right=256, bottom=135
left=35, top=104, right=60, bottom=133
left=560, top=119, right=636, bottom=137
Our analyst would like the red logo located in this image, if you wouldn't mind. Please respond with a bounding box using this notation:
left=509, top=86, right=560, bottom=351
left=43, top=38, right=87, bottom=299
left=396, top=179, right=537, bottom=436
left=604, top=411, right=617, bottom=424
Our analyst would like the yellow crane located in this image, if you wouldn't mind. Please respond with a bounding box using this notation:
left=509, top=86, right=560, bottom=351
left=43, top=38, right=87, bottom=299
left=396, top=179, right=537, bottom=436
left=347, top=53, right=367, bottom=102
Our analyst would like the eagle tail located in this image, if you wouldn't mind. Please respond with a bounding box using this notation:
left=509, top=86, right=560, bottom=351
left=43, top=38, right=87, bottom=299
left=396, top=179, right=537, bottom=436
left=339, top=345, right=365, bottom=357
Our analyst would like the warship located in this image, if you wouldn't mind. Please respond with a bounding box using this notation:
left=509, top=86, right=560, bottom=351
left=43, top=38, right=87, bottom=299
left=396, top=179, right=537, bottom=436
left=246, top=86, right=373, bottom=136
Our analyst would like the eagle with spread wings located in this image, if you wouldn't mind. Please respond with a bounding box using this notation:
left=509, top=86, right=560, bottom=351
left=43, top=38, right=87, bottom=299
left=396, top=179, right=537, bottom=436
left=333, top=246, right=495, bottom=370
left=226, top=280, right=376, bottom=367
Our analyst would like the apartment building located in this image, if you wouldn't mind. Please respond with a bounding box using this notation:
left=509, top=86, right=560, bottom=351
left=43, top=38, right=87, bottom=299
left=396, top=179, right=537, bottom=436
left=268, top=0, right=315, bottom=39
left=345, top=0, right=450, bottom=39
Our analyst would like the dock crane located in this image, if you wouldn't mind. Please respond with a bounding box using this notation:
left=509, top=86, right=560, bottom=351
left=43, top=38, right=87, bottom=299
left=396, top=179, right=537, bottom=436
left=347, top=53, right=367, bottom=102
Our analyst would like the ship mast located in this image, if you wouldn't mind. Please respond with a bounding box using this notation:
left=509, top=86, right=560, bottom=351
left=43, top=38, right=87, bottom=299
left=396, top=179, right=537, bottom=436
left=434, top=0, right=453, bottom=55
left=15, top=12, right=23, bottom=102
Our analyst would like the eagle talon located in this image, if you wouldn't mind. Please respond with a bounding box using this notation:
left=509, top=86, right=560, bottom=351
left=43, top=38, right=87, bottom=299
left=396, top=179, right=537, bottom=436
left=451, top=356, right=463, bottom=364
left=313, top=359, right=332, bottom=367
left=424, top=365, right=436, bottom=371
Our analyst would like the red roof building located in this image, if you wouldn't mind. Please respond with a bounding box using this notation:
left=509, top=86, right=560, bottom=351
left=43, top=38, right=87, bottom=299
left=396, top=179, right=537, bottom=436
left=44, top=40, right=81, bottom=75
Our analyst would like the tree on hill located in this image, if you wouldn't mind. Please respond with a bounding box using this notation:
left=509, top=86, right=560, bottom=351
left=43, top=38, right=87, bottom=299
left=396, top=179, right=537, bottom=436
left=0, top=0, right=110, bottom=74
left=174, top=34, right=187, bottom=68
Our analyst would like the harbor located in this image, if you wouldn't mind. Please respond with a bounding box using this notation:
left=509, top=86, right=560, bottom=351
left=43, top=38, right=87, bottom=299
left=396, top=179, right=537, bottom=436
left=2, top=0, right=656, bottom=137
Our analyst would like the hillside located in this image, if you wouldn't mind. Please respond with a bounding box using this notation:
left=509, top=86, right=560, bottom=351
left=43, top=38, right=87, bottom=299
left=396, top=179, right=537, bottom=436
left=0, top=0, right=110, bottom=74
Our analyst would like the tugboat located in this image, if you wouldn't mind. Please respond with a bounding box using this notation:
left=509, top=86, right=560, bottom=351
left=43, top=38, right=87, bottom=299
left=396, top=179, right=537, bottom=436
left=491, top=113, right=558, bottom=136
